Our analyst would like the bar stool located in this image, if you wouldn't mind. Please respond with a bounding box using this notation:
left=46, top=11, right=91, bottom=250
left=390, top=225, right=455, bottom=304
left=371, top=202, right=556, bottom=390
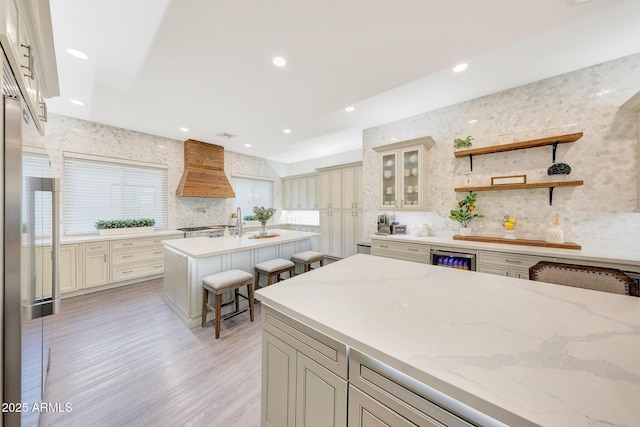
left=201, top=269, right=255, bottom=339
left=254, top=258, right=295, bottom=289
left=291, top=251, right=325, bottom=273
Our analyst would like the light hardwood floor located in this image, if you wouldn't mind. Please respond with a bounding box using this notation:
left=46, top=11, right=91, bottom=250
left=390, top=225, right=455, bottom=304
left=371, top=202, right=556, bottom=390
left=40, top=279, right=261, bottom=427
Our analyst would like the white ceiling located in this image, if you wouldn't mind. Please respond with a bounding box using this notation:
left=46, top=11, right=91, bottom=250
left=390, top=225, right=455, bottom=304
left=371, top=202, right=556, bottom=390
left=47, top=0, right=640, bottom=163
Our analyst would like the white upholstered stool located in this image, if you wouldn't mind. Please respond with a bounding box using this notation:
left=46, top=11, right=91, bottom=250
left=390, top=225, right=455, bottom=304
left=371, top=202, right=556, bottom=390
left=201, top=269, right=255, bottom=339
left=254, top=258, right=295, bottom=289
left=291, top=251, right=325, bottom=273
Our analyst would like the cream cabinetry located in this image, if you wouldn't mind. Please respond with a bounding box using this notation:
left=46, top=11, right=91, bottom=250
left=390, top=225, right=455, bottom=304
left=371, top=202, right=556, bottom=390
left=83, top=242, right=109, bottom=288
left=317, top=162, right=363, bottom=258
left=373, top=137, right=434, bottom=210
left=371, top=238, right=429, bottom=263
left=283, top=173, right=319, bottom=210
left=261, top=307, right=348, bottom=427
left=35, top=244, right=79, bottom=294
left=477, top=250, right=556, bottom=279
left=0, top=0, right=56, bottom=133
left=110, top=236, right=169, bottom=282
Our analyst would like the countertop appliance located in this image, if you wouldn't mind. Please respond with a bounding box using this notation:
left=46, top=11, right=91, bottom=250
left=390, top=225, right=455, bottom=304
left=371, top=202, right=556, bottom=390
left=390, top=224, right=407, bottom=235
left=430, top=248, right=476, bottom=271
left=376, top=214, right=395, bottom=235
left=178, top=225, right=237, bottom=238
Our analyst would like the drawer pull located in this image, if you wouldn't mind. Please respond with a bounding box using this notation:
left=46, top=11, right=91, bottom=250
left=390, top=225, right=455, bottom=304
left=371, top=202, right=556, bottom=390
left=505, top=259, right=522, bottom=264
left=122, top=243, right=133, bottom=246
left=154, top=265, right=162, bottom=269
left=123, top=255, right=133, bottom=258
left=408, top=248, right=418, bottom=252
left=123, top=270, right=133, bottom=274
left=154, top=250, right=162, bottom=254
left=379, top=244, right=389, bottom=248
left=90, top=245, right=102, bottom=249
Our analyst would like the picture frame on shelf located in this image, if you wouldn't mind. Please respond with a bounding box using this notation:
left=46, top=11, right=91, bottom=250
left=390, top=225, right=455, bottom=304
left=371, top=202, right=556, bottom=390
left=491, top=174, right=527, bottom=186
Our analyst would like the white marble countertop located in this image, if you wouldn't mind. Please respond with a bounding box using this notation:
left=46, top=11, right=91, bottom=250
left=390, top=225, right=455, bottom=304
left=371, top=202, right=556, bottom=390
left=161, top=229, right=320, bottom=258
left=255, top=254, right=640, bottom=427
left=370, top=234, right=640, bottom=267
left=52, top=230, right=183, bottom=245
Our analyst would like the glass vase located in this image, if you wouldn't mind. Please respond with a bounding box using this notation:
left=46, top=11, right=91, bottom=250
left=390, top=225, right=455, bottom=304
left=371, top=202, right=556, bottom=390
left=260, top=223, right=268, bottom=236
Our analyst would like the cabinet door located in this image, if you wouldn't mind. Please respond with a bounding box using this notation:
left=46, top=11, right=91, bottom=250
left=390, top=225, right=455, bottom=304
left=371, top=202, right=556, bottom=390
left=296, top=353, right=347, bottom=427
left=320, top=210, right=342, bottom=258
left=307, top=175, right=318, bottom=209
left=356, top=166, right=363, bottom=210
left=262, top=332, right=297, bottom=427
left=477, top=265, right=510, bottom=277
left=283, top=179, right=292, bottom=209
left=343, top=167, right=358, bottom=209
left=291, top=178, right=301, bottom=209
left=342, top=211, right=359, bottom=258
left=36, top=245, right=78, bottom=295
left=320, top=170, right=343, bottom=209
left=348, top=386, right=417, bottom=427
left=297, top=177, right=308, bottom=209
left=400, top=148, right=422, bottom=209
left=380, top=152, right=397, bottom=208
left=84, top=253, right=109, bottom=288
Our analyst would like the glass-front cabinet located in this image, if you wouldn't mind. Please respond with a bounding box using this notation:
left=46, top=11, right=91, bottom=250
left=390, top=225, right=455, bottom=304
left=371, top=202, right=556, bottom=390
left=377, top=137, right=434, bottom=210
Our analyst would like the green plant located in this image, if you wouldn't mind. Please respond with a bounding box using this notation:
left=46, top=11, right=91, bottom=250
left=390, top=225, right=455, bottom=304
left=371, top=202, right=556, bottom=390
left=243, top=214, right=257, bottom=221
left=453, top=136, right=473, bottom=149
left=449, top=193, right=483, bottom=228
left=252, top=206, right=276, bottom=225
left=95, top=218, right=156, bottom=230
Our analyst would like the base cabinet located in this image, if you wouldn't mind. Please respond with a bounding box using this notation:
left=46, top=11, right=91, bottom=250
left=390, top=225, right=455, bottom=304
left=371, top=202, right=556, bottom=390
left=83, top=242, right=109, bottom=288
left=348, top=385, right=416, bottom=427
left=35, top=244, right=79, bottom=295
left=477, top=251, right=556, bottom=279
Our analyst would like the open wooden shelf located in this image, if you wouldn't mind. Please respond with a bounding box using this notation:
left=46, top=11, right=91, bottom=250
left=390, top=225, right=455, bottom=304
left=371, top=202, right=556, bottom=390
left=453, top=235, right=582, bottom=250
left=454, top=180, right=583, bottom=192
left=453, top=132, right=583, bottom=158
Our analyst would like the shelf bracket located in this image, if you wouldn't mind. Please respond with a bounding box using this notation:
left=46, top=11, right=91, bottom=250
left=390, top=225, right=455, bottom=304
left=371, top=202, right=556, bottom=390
left=549, top=187, right=555, bottom=206
left=469, top=154, right=473, bottom=171
left=552, top=141, right=559, bottom=163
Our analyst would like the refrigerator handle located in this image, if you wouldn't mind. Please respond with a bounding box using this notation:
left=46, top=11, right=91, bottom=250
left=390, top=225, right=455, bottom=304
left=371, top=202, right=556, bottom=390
left=51, top=178, right=60, bottom=314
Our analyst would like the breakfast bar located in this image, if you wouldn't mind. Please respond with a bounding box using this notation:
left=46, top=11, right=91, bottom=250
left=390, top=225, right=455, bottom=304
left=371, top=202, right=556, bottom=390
left=161, top=229, right=319, bottom=328
left=255, top=253, right=640, bottom=427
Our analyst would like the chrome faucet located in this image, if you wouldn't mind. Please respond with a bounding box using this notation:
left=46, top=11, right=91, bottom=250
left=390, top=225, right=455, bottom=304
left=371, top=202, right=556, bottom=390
left=236, top=207, right=242, bottom=237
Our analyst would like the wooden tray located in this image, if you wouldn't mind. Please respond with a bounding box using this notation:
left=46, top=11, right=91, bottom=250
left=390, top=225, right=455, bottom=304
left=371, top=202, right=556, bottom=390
left=453, top=235, right=581, bottom=250
left=249, top=233, right=280, bottom=239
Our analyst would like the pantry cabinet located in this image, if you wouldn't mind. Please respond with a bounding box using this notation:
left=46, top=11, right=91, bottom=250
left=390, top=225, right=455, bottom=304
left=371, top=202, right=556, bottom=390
left=283, top=173, right=319, bottom=210
left=317, top=162, right=363, bottom=258
left=373, top=136, right=435, bottom=210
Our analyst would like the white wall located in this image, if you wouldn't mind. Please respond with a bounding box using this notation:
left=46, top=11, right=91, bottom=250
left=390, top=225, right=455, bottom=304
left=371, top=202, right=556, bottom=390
left=27, top=114, right=290, bottom=232
left=363, top=53, right=640, bottom=250
left=286, top=149, right=363, bottom=176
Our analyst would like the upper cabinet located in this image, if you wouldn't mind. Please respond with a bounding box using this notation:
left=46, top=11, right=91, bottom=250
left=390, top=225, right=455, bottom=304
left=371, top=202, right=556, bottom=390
left=0, top=0, right=59, bottom=134
left=373, top=136, right=435, bottom=210
left=282, top=173, right=319, bottom=210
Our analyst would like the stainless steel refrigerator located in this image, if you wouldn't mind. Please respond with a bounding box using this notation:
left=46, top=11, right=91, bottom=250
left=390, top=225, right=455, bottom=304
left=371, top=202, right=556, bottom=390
left=2, top=55, right=60, bottom=426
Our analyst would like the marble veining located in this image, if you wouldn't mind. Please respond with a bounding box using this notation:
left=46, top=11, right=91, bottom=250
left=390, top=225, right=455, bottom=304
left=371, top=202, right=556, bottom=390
left=256, top=254, right=640, bottom=426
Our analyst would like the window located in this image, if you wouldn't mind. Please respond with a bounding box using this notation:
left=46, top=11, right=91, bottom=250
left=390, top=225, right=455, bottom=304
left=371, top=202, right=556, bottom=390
left=63, top=153, right=168, bottom=234
left=22, top=149, right=52, bottom=237
left=232, top=176, right=274, bottom=220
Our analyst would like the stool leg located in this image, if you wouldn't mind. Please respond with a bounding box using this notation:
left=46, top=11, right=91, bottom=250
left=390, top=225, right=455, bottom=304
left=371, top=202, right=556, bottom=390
left=320, top=259, right=325, bottom=267
left=304, top=263, right=310, bottom=273
left=201, top=287, right=208, bottom=327
left=235, top=289, right=240, bottom=312
left=215, top=294, right=222, bottom=339
left=247, top=283, right=255, bottom=321
left=268, top=273, right=274, bottom=286
left=254, top=271, right=260, bottom=290
left=290, top=267, right=295, bottom=278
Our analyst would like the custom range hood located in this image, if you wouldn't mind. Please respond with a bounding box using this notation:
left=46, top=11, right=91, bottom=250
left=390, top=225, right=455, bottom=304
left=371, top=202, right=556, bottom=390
left=176, top=139, right=235, bottom=198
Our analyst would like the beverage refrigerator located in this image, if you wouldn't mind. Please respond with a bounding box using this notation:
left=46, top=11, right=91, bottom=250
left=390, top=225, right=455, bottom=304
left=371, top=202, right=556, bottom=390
left=2, top=55, right=60, bottom=426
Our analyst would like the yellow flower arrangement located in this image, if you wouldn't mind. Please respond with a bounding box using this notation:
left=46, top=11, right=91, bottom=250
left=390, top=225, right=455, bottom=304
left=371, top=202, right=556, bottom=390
left=502, top=215, right=516, bottom=231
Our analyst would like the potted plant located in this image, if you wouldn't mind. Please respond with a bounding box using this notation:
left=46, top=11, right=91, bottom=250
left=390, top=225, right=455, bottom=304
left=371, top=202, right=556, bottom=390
left=243, top=214, right=260, bottom=226
left=253, top=206, right=276, bottom=235
left=449, top=193, right=482, bottom=236
left=501, top=215, right=517, bottom=240
left=95, top=218, right=156, bottom=236
left=453, top=136, right=473, bottom=150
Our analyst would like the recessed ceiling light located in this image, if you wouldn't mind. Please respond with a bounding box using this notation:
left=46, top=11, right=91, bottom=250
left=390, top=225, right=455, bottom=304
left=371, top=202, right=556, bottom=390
left=468, top=119, right=478, bottom=124
left=273, top=56, right=287, bottom=67
left=67, top=48, right=89, bottom=60
left=452, top=63, right=468, bottom=73
left=345, top=106, right=355, bottom=112
left=179, top=127, right=189, bottom=132
left=69, top=99, right=86, bottom=106
left=283, top=129, right=291, bottom=134
left=244, top=144, right=251, bottom=148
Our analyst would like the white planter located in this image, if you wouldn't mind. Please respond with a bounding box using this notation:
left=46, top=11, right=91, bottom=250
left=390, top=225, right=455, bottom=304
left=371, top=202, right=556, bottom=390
left=459, top=227, right=472, bottom=237
left=503, top=230, right=517, bottom=240
left=99, top=226, right=154, bottom=236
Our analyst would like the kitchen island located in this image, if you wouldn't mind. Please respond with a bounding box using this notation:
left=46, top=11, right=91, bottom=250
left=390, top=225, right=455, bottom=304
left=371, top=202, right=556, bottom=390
left=255, top=253, right=640, bottom=427
left=162, top=229, right=319, bottom=328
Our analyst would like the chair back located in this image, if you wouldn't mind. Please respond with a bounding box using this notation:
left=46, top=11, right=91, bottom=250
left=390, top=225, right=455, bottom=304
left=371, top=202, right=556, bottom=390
left=529, top=261, right=638, bottom=296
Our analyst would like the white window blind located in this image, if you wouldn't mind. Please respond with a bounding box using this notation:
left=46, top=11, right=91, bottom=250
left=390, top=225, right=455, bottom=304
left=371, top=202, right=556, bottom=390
left=64, top=154, right=168, bottom=234
left=22, top=151, right=52, bottom=236
left=232, top=176, right=274, bottom=220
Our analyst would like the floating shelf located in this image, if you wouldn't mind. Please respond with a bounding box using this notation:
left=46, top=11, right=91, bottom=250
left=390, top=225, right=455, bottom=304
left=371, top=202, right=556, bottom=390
left=453, top=132, right=583, bottom=158
left=453, top=235, right=581, bottom=250
left=454, top=180, right=583, bottom=192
